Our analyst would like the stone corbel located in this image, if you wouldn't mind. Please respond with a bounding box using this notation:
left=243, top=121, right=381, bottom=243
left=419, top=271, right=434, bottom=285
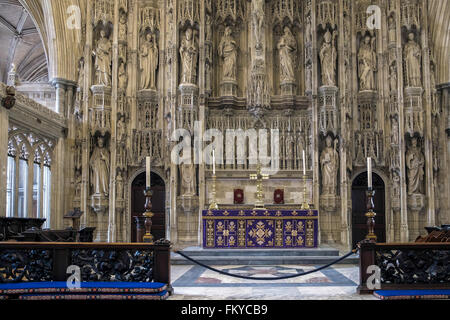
left=1, top=86, right=16, bottom=110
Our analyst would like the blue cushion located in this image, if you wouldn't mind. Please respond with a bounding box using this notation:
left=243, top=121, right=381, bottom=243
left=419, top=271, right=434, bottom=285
left=0, top=281, right=167, bottom=294
left=374, top=289, right=450, bottom=300
left=18, top=291, right=169, bottom=300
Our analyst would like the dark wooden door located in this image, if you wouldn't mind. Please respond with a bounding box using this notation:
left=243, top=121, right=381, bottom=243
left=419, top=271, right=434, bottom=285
left=351, top=172, right=386, bottom=248
left=131, top=172, right=166, bottom=242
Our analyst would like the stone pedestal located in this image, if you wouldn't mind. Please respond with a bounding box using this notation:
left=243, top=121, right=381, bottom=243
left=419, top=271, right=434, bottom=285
left=407, top=193, right=425, bottom=240
left=320, top=194, right=339, bottom=244
left=318, top=86, right=339, bottom=136
left=280, top=81, right=297, bottom=96
left=90, top=194, right=109, bottom=241
left=177, top=195, right=199, bottom=244
left=220, top=79, right=238, bottom=97
left=404, top=87, right=424, bottom=137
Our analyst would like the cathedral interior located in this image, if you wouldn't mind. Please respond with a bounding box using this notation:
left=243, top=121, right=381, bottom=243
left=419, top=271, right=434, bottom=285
left=0, top=0, right=449, bottom=251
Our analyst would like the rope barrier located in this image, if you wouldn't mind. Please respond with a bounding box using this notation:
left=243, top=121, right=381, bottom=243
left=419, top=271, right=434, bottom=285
left=174, top=248, right=359, bottom=281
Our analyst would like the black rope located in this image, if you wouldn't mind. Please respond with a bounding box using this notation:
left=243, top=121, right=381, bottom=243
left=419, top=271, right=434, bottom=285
left=174, top=248, right=359, bottom=281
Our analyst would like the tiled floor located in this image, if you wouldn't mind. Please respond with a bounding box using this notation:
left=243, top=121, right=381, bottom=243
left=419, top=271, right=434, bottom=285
left=169, top=264, right=377, bottom=300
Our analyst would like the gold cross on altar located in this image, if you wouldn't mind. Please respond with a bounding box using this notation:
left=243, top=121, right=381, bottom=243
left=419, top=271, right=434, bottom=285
left=250, top=163, right=269, bottom=210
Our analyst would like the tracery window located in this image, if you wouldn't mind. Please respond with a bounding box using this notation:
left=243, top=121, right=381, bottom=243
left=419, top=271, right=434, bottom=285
left=6, top=127, right=55, bottom=228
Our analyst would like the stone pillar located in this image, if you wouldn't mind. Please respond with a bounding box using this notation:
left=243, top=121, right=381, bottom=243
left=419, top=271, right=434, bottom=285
left=0, top=104, right=9, bottom=217
left=52, top=79, right=67, bottom=114
left=439, top=83, right=450, bottom=224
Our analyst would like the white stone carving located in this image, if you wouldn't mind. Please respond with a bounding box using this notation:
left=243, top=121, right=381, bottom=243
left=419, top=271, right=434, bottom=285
left=90, top=135, right=110, bottom=196
left=278, top=26, right=297, bottom=84
left=404, top=32, right=422, bottom=87
left=94, top=29, right=112, bottom=87
left=180, top=28, right=199, bottom=85
left=358, top=35, right=377, bottom=91
left=320, top=135, right=339, bottom=195
left=218, top=26, right=238, bottom=82
left=320, top=29, right=337, bottom=86
left=140, top=33, right=159, bottom=90
left=406, top=137, right=424, bottom=195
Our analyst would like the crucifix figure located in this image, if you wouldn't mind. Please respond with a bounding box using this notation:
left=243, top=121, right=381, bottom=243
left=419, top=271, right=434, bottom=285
left=250, top=163, right=269, bottom=210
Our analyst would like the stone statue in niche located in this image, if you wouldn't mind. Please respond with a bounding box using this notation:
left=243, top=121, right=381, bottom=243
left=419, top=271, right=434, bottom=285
left=358, top=35, right=377, bottom=91
left=180, top=27, right=199, bottom=85
left=218, top=26, right=238, bottom=81
left=285, top=133, right=295, bottom=169
left=118, top=11, right=127, bottom=41
left=118, top=61, right=127, bottom=90
left=391, top=117, right=399, bottom=145
left=388, top=16, right=396, bottom=43
left=90, top=135, right=110, bottom=196
left=117, top=116, right=125, bottom=142
left=406, top=137, right=424, bottom=195
left=277, top=26, right=297, bottom=83
left=319, top=30, right=337, bottom=86
left=94, top=29, right=112, bottom=86
left=389, top=63, right=397, bottom=92
left=392, top=170, right=400, bottom=198
left=404, top=32, right=422, bottom=87
left=320, top=135, right=339, bottom=195
left=305, top=15, right=312, bottom=43
left=140, top=32, right=159, bottom=90
left=252, top=0, right=264, bottom=50
left=205, top=13, right=212, bottom=42
left=116, top=171, right=124, bottom=200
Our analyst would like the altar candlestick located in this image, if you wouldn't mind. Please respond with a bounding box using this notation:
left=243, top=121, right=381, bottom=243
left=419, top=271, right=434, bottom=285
left=367, top=157, right=372, bottom=189
left=302, top=150, right=306, bottom=175
left=212, top=149, right=216, bottom=175
left=146, top=156, right=151, bottom=188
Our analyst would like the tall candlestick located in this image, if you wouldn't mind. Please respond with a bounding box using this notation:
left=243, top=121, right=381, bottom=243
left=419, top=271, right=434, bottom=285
left=302, top=150, right=306, bottom=175
left=146, top=156, right=151, bottom=188
left=212, top=149, right=216, bottom=175
left=367, top=157, right=372, bottom=189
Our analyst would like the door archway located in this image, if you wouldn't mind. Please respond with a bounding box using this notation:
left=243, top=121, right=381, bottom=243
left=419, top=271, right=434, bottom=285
left=130, top=172, right=166, bottom=242
left=351, top=172, right=386, bottom=247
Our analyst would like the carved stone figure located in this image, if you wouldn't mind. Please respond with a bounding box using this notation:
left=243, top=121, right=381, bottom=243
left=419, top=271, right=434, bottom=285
left=406, top=137, right=424, bottom=195
left=119, top=11, right=127, bottom=41
left=388, top=16, right=396, bottom=43
left=90, top=136, right=110, bottom=196
left=116, top=172, right=123, bottom=200
left=117, top=117, right=125, bottom=142
left=391, top=117, right=399, bottom=145
left=319, top=30, right=337, bottom=86
left=140, top=32, right=159, bottom=89
left=252, top=0, right=264, bottom=50
left=180, top=28, right=198, bottom=84
left=404, top=32, right=422, bottom=87
left=118, top=62, right=127, bottom=90
left=218, top=26, right=238, bottom=81
left=94, top=29, right=112, bottom=86
left=305, top=16, right=312, bottom=43
left=358, top=35, right=377, bottom=91
left=77, top=59, right=84, bottom=92
left=277, top=27, right=297, bottom=83
left=389, top=64, right=397, bottom=92
left=205, top=13, right=212, bottom=42
left=320, top=135, right=339, bottom=195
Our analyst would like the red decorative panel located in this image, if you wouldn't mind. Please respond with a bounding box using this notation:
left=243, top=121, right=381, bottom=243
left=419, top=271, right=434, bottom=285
left=234, top=189, right=244, bottom=204
left=274, top=189, right=284, bottom=204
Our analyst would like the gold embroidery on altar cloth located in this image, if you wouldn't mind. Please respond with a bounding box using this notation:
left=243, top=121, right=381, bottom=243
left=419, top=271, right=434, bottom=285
left=248, top=221, right=273, bottom=246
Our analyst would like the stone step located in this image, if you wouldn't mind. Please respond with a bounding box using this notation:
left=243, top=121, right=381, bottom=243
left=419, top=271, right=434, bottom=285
left=171, top=254, right=359, bottom=266
left=174, top=248, right=340, bottom=257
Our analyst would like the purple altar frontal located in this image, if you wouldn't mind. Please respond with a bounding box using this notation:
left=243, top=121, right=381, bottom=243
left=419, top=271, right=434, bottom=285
left=202, top=209, right=319, bottom=249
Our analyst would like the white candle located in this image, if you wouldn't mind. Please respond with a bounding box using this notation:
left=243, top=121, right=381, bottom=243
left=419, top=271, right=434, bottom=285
left=367, top=157, right=372, bottom=189
left=212, top=149, right=216, bottom=175
left=146, top=156, right=151, bottom=188
left=302, top=150, right=306, bottom=175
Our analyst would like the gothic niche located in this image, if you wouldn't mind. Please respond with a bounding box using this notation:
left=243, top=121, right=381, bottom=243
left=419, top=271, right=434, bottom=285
left=274, top=24, right=299, bottom=96
left=139, top=7, right=160, bottom=91
left=179, top=26, right=199, bottom=86
left=90, top=131, right=111, bottom=217
left=93, top=22, right=113, bottom=88
left=357, top=31, right=377, bottom=92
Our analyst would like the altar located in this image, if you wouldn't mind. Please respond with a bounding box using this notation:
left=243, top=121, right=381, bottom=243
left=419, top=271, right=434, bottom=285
left=202, top=209, right=318, bottom=249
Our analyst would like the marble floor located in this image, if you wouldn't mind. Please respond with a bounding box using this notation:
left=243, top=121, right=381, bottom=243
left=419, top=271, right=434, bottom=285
left=169, top=264, right=377, bottom=300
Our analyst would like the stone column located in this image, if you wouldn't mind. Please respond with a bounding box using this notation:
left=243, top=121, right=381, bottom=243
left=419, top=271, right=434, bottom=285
left=394, top=0, right=409, bottom=242
left=439, top=83, right=450, bottom=224
left=0, top=103, right=9, bottom=217
left=52, top=79, right=67, bottom=114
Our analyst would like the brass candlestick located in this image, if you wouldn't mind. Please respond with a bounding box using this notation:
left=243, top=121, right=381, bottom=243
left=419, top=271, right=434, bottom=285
left=301, top=175, right=310, bottom=210
left=209, top=173, right=219, bottom=210
left=364, top=188, right=377, bottom=243
left=142, top=187, right=154, bottom=243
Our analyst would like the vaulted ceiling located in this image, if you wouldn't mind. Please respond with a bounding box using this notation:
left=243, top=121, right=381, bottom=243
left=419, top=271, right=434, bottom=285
left=0, top=0, right=48, bottom=83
